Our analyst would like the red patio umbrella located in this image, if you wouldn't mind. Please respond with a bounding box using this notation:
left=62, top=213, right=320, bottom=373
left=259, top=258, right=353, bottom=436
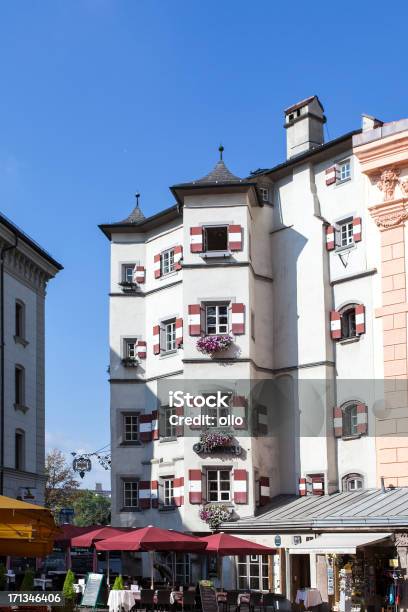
left=200, top=532, right=276, bottom=588
left=71, top=526, right=126, bottom=547
left=96, top=525, right=207, bottom=588
left=71, top=526, right=128, bottom=580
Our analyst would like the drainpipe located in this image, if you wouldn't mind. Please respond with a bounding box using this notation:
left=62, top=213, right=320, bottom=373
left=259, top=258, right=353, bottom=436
left=0, top=235, right=18, bottom=495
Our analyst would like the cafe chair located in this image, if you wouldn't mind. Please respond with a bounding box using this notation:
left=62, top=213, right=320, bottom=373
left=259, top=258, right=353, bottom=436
left=246, top=592, right=263, bottom=612
left=182, top=590, right=196, bottom=611
left=156, top=589, right=171, bottom=611
left=225, top=590, right=240, bottom=612
left=261, top=593, right=276, bottom=612
left=140, top=589, right=155, bottom=611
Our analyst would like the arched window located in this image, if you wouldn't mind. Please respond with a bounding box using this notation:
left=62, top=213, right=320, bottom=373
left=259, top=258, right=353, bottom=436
left=343, top=402, right=358, bottom=437
left=15, top=429, right=25, bottom=471
left=342, top=473, right=364, bottom=492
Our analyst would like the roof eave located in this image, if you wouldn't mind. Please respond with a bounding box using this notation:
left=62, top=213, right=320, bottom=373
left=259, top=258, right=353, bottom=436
left=170, top=181, right=262, bottom=206
left=250, top=130, right=362, bottom=180
left=99, top=204, right=181, bottom=240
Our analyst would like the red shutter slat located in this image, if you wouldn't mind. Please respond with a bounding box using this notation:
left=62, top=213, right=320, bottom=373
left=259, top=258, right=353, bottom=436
left=330, top=311, right=341, bottom=340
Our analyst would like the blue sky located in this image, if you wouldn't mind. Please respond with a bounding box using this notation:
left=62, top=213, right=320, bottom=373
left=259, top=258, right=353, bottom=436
left=0, top=1, right=407, bottom=488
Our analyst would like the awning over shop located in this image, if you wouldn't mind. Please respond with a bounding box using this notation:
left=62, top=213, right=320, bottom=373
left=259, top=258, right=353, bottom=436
left=289, top=532, right=392, bottom=555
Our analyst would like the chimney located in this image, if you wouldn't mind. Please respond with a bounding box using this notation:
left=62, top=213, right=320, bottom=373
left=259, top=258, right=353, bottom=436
left=284, top=96, right=326, bottom=159
left=362, top=113, right=383, bottom=132
left=95, top=482, right=102, bottom=492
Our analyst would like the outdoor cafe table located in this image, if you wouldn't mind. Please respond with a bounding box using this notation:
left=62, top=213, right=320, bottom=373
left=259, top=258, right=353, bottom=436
left=107, top=589, right=183, bottom=612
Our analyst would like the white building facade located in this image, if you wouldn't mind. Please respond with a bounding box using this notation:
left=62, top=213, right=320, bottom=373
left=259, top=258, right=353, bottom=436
left=101, top=97, right=390, bottom=588
left=0, top=214, right=62, bottom=504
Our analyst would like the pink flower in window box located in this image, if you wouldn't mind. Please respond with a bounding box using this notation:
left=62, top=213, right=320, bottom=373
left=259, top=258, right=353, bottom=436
left=196, top=334, right=233, bottom=355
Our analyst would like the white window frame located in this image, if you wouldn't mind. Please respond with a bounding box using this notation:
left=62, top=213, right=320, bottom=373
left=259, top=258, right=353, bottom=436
left=163, top=478, right=175, bottom=506
left=237, top=555, right=270, bottom=592
left=162, top=319, right=176, bottom=352
left=124, top=338, right=138, bottom=359
left=163, top=406, right=177, bottom=438
left=122, top=264, right=136, bottom=284
left=123, top=413, right=139, bottom=443
left=205, top=304, right=229, bottom=335
left=338, top=159, right=351, bottom=183
left=343, top=473, right=364, bottom=492
left=206, top=468, right=231, bottom=503
left=161, top=249, right=175, bottom=276
left=123, top=480, right=139, bottom=509
left=259, top=187, right=269, bottom=202
left=340, top=306, right=357, bottom=339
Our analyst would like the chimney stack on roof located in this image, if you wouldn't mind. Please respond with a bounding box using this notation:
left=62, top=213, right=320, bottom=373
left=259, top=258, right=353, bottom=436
left=284, top=96, right=326, bottom=159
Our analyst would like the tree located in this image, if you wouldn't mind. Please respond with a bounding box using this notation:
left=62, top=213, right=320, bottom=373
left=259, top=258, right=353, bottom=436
left=62, top=569, right=76, bottom=601
left=112, top=576, right=124, bottom=590
left=44, top=449, right=80, bottom=515
left=72, top=490, right=111, bottom=526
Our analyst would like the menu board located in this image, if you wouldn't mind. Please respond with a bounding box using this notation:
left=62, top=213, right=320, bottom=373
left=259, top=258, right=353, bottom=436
left=80, top=573, right=104, bottom=608
left=199, top=585, right=219, bottom=612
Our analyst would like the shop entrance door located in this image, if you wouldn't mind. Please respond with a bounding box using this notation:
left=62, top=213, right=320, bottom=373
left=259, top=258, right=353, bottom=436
left=291, top=554, right=310, bottom=599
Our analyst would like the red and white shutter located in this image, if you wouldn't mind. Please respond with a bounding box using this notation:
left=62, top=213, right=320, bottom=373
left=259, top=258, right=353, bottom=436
left=133, top=266, right=145, bottom=284
left=325, top=166, right=337, bottom=186
left=137, top=340, right=146, bottom=360
left=259, top=477, right=270, bottom=506
left=228, top=225, right=242, bottom=251
left=234, top=469, right=248, bottom=504
left=334, top=406, right=343, bottom=438
left=139, top=481, right=151, bottom=509
left=356, top=403, right=368, bottom=435
left=190, top=227, right=203, bottom=253
left=232, top=395, right=247, bottom=430
left=174, top=245, right=183, bottom=270
left=188, top=305, right=201, bottom=336
left=298, top=476, right=312, bottom=496
left=188, top=469, right=202, bottom=504
left=326, top=225, right=335, bottom=251
left=151, top=480, right=158, bottom=508
left=173, top=477, right=184, bottom=507
left=176, top=318, right=183, bottom=348
left=330, top=311, right=341, bottom=340
left=312, top=476, right=324, bottom=496
left=154, top=254, right=161, bottom=279
left=153, top=325, right=161, bottom=354
left=151, top=410, right=159, bottom=441
left=355, top=304, right=365, bottom=335
left=299, top=477, right=307, bottom=496
left=231, top=303, right=245, bottom=335
left=139, top=414, right=152, bottom=442
left=353, top=217, right=362, bottom=242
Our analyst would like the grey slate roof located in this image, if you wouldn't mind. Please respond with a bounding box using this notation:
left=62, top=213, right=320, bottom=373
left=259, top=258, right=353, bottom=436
left=221, top=488, right=408, bottom=532
left=119, top=203, right=145, bottom=224
left=192, top=159, right=243, bottom=185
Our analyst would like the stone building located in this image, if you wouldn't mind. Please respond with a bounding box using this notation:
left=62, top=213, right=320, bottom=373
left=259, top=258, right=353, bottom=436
left=100, top=97, right=408, bottom=598
left=0, top=213, right=62, bottom=503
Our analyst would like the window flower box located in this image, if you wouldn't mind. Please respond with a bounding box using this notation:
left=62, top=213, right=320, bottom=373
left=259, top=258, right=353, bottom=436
left=119, top=281, right=138, bottom=292
left=196, top=334, right=233, bottom=355
left=121, top=357, right=139, bottom=368
left=200, top=431, right=233, bottom=452
left=199, top=503, right=231, bottom=529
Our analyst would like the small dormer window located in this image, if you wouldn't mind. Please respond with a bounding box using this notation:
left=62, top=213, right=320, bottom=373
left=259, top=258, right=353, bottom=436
left=204, top=226, right=228, bottom=252
left=259, top=187, right=269, bottom=202
left=338, top=159, right=351, bottom=182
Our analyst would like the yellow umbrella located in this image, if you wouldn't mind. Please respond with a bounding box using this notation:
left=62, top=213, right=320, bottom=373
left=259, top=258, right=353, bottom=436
left=0, top=495, right=59, bottom=557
